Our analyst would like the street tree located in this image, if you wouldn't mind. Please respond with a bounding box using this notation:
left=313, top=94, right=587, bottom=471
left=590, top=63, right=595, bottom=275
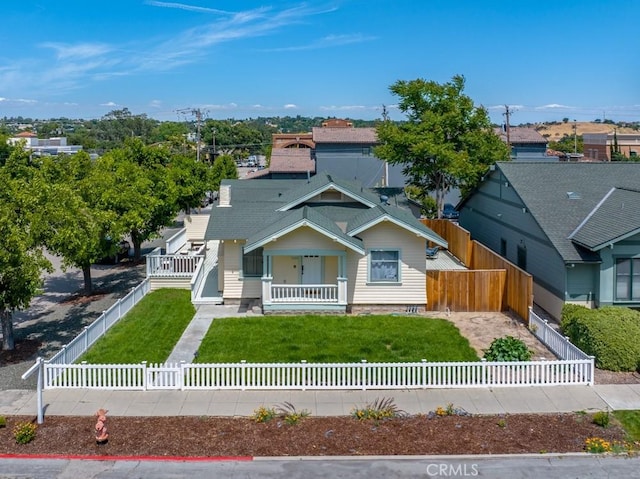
left=39, top=152, right=120, bottom=294
left=95, top=139, right=178, bottom=260
left=168, top=154, right=210, bottom=213
left=375, top=75, right=509, bottom=216
left=0, top=151, right=52, bottom=350
left=209, top=154, right=238, bottom=192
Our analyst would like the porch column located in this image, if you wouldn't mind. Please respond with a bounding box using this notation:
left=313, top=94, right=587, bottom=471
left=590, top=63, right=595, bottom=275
left=262, top=276, right=273, bottom=305
left=337, top=277, right=347, bottom=304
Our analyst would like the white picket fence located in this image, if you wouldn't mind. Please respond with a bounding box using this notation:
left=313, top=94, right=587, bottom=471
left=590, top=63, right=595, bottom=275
left=42, top=357, right=594, bottom=390
left=47, top=279, right=151, bottom=366
left=528, top=308, right=593, bottom=361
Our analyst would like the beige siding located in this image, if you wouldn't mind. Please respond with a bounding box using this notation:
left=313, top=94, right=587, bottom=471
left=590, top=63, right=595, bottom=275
left=324, top=256, right=338, bottom=282
left=184, top=214, right=209, bottom=242
left=149, top=278, right=191, bottom=290
left=222, top=240, right=261, bottom=300
left=265, top=226, right=343, bottom=252
left=348, top=222, right=426, bottom=305
left=272, top=256, right=299, bottom=284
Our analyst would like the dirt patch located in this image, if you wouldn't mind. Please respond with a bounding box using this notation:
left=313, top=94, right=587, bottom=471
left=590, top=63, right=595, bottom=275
left=0, top=339, right=41, bottom=366
left=60, top=291, right=109, bottom=306
left=432, top=311, right=554, bottom=360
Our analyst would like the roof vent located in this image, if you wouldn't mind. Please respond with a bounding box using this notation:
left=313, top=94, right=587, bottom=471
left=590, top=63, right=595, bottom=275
left=567, top=191, right=581, bottom=200
left=379, top=194, right=389, bottom=203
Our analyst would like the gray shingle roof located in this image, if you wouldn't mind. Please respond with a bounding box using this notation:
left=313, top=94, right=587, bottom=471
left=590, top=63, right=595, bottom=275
left=569, top=188, right=640, bottom=250
left=495, top=162, right=640, bottom=262
left=206, top=173, right=447, bottom=249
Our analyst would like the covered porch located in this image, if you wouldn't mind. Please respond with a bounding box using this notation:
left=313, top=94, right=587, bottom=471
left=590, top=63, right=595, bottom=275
left=260, top=251, right=349, bottom=312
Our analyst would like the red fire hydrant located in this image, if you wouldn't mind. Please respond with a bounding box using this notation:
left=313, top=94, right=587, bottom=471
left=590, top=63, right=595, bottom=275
left=95, top=409, right=109, bottom=445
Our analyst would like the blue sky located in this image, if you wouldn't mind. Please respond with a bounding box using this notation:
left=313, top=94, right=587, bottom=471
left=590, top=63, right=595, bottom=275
left=1, top=0, right=639, bottom=124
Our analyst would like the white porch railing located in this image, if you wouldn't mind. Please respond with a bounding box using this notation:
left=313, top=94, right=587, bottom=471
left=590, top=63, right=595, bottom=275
left=42, top=358, right=594, bottom=390
left=165, top=228, right=187, bottom=255
left=528, top=308, right=593, bottom=361
left=146, top=253, right=204, bottom=277
left=271, top=284, right=338, bottom=303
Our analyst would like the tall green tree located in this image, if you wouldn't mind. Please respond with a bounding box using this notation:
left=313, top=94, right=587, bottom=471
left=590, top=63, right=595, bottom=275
left=39, top=152, right=119, bottom=294
left=167, top=154, right=210, bottom=213
left=209, top=154, right=238, bottom=192
left=0, top=151, right=52, bottom=350
left=95, top=139, right=178, bottom=260
left=375, top=75, right=509, bottom=216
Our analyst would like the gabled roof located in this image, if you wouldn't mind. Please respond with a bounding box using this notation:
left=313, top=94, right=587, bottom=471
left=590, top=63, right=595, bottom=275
left=244, top=206, right=365, bottom=254
left=312, top=126, right=377, bottom=144
left=569, top=187, right=640, bottom=251
left=484, top=162, right=640, bottom=262
left=206, top=173, right=447, bottom=251
left=277, top=172, right=380, bottom=211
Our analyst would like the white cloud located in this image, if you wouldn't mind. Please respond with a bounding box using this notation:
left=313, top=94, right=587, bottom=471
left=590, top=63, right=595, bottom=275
left=149, top=100, right=163, bottom=109
left=100, top=101, right=118, bottom=107
left=41, top=42, right=112, bottom=60
left=535, top=104, right=574, bottom=110
left=319, top=105, right=369, bottom=111
left=284, top=104, right=297, bottom=109
left=263, top=33, right=375, bottom=52
left=145, top=1, right=234, bottom=15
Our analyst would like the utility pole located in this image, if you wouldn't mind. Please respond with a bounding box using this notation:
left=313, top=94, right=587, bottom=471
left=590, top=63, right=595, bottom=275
left=503, top=105, right=512, bottom=157
left=573, top=120, right=577, bottom=154
left=176, top=107, right=205, bottom=161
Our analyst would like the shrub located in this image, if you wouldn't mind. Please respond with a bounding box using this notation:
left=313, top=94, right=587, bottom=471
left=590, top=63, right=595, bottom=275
left=251, top=406, right=277, bottom=423
left=483, top=336, right=532, bottom=361
left=277, top=402, right=310, bottom=426
left=13, top=421, right=37, bottom=445
left=561, top=305, right=640, bottom=372
left=351, top=397, right=404, bottom=421
left=0, top=416, right=6, bottom=428
left=592, top=410, right=610, bottom=428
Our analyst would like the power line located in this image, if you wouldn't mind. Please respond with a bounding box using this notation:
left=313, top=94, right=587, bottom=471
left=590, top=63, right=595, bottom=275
left=175, top=107, right=206, bottom=161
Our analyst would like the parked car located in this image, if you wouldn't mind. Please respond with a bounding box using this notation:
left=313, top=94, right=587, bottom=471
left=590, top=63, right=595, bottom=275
left=442, top=203, right=459, bottom=220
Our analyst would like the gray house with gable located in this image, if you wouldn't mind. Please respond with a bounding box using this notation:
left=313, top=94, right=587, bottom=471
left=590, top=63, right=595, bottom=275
left=458, top=162, right=640, bottom=319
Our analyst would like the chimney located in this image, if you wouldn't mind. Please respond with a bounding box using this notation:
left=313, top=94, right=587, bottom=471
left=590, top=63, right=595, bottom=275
left=218, top=184, right=231, bottom=207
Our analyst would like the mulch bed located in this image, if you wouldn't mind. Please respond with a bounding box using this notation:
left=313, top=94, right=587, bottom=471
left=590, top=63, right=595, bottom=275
left=0, top=413, right=630, bottom=457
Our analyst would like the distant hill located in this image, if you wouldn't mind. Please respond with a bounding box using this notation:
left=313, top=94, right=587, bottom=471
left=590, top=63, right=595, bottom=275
left=533, top=121, right=638, bottom=141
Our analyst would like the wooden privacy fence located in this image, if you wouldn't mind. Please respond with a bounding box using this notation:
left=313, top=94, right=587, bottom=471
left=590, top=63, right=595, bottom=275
left=427, top=269, right=507, bottom=312
left=422, top=219, right=533, bottom=320
left=42, top=358, right=594, bottom=390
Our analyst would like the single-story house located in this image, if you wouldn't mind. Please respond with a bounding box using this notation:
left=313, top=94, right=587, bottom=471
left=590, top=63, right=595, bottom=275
left=205, top=172, right=447, bottom=313
left=458, top=161, right=640, bottom=319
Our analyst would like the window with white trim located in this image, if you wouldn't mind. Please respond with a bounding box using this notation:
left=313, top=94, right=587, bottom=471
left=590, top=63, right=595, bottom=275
left=370, top=250, right=399, bottom=282
left=243, top=247, right=263, bottom=277
left=615, top=258, right=640, bottom=301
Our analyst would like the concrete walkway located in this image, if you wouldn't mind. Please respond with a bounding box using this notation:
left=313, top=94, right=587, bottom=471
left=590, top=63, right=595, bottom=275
left=3, top=384, right=640, bottom=419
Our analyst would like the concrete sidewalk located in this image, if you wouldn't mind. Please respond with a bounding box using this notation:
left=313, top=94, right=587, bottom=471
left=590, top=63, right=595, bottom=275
left=3, top=384, right=640, bottom=418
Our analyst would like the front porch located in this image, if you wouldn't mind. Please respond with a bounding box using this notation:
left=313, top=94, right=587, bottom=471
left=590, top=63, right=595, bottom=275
left=261, top=278, right=348, bottom=312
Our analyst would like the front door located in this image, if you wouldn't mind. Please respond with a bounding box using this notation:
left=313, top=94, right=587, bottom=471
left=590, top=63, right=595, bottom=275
left=301, top=256, right=322, bottom=284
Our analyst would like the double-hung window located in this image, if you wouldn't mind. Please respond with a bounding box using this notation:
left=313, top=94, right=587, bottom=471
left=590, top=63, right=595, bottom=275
left=615, top=258, right=640, bottom=302
left=370, top=250, right=400, bottom=283
left=243, top=247, right=263, bottom=278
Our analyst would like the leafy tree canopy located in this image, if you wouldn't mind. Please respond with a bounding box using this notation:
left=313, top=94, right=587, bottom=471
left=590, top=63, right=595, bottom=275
left=375, top=75, right=509, bottom=216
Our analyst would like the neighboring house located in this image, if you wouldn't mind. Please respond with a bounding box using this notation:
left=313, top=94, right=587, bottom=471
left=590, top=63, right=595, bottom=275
left=204, top=172, right=447, bottom=313
left=583, top=132, right=640, bottom=161
left=494, top=127, right=556, bottom=161
left=312, top=120, right=406, bottom=187
left=458, top=162, right=640, bottom=319
left=246, top=148, right=315, bottom=180
left=8, top=132, right=83, bottom=156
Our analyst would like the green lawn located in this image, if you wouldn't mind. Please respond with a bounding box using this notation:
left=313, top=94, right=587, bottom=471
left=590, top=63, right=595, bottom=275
left=79, top=289, right=195, bottom=364
left=613, top=410, right=640, bottom=442
left=196, top=315, right=479, bottom=363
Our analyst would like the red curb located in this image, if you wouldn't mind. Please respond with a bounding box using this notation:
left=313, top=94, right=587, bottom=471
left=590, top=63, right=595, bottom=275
left=0, top=453, right=253, bottom=462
